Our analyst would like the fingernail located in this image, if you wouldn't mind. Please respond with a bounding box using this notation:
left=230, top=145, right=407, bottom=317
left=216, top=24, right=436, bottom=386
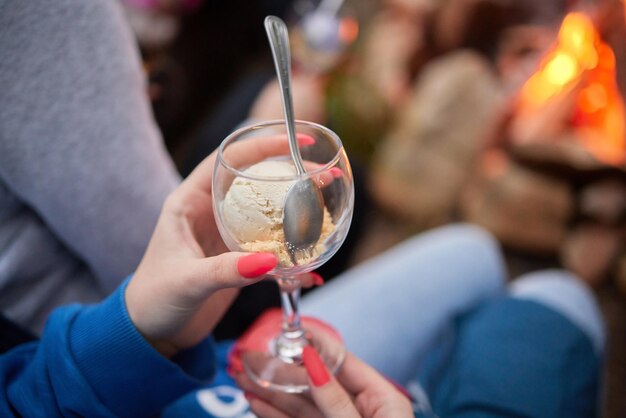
left=226, top=363, right=242, bottom=377
left=244, top=392, right=259, bottom=402
left=237, top=253, right=278, bottom=278
left=297, top=134, right=316, bottom=146
left=330, top=167, right=343, bottom=178
left=310, top=272, right=325, bottom=286
left=227, top=346, right=244, bottom=376
left=303, top=346, right=330, bottom=387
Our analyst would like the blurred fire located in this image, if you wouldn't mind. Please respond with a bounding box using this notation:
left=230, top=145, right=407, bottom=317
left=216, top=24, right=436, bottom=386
left=518, top=12, right=626, bottom=166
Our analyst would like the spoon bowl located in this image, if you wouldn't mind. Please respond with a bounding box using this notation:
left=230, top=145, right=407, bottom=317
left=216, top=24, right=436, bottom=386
left=283, top=178, right=324, bottom=255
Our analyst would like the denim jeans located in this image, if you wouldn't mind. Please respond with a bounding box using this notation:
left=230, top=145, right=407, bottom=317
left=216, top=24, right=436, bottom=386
left=301, top=224, right=605, bottom=384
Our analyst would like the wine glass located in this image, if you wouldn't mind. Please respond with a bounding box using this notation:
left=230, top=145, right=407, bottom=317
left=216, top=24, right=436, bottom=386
left=213, top=119, right=354, bottom=393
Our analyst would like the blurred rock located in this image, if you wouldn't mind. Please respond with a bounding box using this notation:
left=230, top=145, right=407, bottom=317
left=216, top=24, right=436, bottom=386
left=429, top=0, right=563, bottom=57
left=509, top=138, right=607, bottom=171
left=561, top=223, right=621, bottom=287
left=580, top=179, right=626, bottom=224
left=460, top=151, right=574, bottom=252
left=370, top=50, right=504, bottom=229
left=614, top=249, right=626, bottom=296
left=360, top=9, right=424, bottom=106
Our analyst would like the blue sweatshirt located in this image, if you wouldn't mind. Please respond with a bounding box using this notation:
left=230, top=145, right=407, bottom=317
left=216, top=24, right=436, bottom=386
left=0, top=281, right=216, bottom=417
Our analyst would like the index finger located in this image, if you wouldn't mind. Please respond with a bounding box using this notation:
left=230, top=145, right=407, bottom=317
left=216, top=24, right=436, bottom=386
left=304, top=347, right=361, bottom=418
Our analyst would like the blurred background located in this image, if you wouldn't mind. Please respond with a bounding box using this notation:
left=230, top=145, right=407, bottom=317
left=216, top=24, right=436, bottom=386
left=121, top=0, right=626, bottom=415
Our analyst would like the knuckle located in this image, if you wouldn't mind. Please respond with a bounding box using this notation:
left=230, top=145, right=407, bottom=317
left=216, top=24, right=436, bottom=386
left=207, top=259, right=227, bottom=286
left=208, top=255, right=237, bottom=287
left=324, top=390, right=353, bottom=412
left=163, top=192, right=185, bottom=215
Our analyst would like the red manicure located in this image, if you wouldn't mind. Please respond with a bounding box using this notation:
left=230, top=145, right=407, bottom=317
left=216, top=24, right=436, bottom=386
left=237, top=253, right=278, bottom=278
left=302, top=346, right=330, bottom=387
left=330, top=167, right=343, bottom=178
left=310, top=272, right=325, bottom=286
left=226, top=358, right=243, bottom=376
left=244, top=392, right=259, bottom=402
left=297, top=134, right=316, bottom=146
left=226, top=365, right=238, bottom=377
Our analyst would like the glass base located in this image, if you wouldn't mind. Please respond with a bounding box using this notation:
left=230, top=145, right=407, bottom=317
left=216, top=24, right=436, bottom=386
left=240, top=315, right=345, bottom=393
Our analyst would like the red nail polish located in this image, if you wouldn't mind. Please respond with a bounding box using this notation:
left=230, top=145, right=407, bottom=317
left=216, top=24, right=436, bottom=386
left=227, top=350, right=243, bottom=376
left=303, top=346, right=330, bottom=387
left=330, top=167, right=343, bottom=178
left=227, top=357, right=243, bottom=377
left=237, top=253, right=278, bottom=278
left=297, top=134, right=316, bottom=146
left=310, top=272, right=325, bottom=286
left=244, top=392, right=259, bottom=402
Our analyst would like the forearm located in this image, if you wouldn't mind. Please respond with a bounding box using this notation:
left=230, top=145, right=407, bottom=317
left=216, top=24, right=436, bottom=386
left=0, top=281, right=216, bottom=418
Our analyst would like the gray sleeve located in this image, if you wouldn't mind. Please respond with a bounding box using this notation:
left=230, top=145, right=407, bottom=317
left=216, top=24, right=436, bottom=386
left=0, top=0, right=181, bottom=292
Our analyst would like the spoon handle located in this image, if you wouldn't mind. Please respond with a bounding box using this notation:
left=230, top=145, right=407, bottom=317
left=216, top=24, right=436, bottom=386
left=264, top=15, right=307, bottom=175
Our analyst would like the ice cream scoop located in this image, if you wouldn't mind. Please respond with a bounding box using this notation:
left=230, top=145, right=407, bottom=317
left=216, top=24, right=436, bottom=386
left=222, top=161, right=295, bottom=243
left=222, top=160, right=335, bottom=266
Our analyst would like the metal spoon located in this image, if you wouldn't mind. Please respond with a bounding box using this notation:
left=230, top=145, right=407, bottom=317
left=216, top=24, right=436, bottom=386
left=264, top=15, right=324, bottom=262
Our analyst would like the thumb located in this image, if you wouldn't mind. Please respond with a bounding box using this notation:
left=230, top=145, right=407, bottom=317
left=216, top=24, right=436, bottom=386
left=190, top=252, right=278, bottom=292
left=303, top=346, right=361, bottom=418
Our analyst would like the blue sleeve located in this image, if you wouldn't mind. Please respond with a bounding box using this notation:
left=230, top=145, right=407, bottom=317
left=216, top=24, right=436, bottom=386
left=0, top=280, right=217, bottom=417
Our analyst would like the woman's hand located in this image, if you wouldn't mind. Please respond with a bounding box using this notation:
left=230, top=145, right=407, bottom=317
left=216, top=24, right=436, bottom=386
left=124, top=136, right=301, bottom=358
left=235, top=349, right=414, bottom=418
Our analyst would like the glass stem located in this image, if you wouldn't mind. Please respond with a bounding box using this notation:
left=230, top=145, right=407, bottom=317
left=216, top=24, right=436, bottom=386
left=281, top=284, right=303, bottom=336
left=276, top=278, right=307, bottom=363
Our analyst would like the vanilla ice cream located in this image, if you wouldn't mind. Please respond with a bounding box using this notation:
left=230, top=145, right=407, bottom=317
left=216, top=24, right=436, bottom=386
left=222, top=160, right=335, bottom=266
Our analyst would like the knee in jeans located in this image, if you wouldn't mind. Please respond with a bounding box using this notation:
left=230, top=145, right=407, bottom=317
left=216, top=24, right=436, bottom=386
left=511, top=270, right=605, bottom=353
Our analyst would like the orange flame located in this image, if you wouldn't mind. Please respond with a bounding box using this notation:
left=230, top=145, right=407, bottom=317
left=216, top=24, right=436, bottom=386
left=519, top=12, right=626, bottom=166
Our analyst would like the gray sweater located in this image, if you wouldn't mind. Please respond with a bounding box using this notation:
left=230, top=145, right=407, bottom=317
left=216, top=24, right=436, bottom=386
left=0, top=0, right=180, bottom=331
